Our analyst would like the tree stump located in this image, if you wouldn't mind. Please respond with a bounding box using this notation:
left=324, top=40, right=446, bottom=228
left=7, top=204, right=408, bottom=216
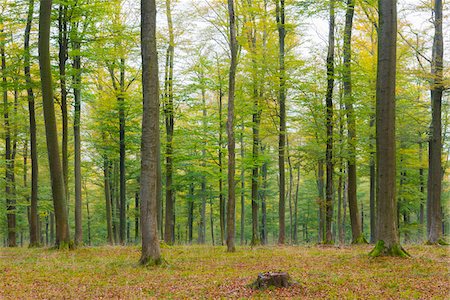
left=250, top=272, right=292, bottom=289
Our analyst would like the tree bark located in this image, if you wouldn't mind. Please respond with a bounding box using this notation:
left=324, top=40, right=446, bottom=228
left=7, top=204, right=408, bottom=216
left=73, top=35, right=83, bottom=246
left=325, top=0, right=335, bottom=245
left=240, top=122, right=245, bottom=245
left=39, top=0, right=71, bottom=248
left=343, top=0, right=365, bottom=244
left=119, top=58, right=126, bottom=245
left=427, top=0, right=444, bottom=245
left=276, top=0, right=286, bottom=245
left=24, top=0, right=39, bottom=247
left=103, top=157, right=114, bottom=245
left=163, top=0, right=175, bottom=245
left=370, top=0, right=408, bottom=257
left=226, top=0, right=238, bottom=252
left=140, top=0, right=161, bottom=264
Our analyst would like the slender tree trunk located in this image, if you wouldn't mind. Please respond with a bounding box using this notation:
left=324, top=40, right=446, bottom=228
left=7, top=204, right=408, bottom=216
left=210, top=195, right=215, bottom=245
left=325, top=0, right=335, bottom=244
left=344, top=0, right=365, bottom=244
left=103, top=157, right=113, bottom=245
left=2, top=20, right=16, bottom=247
left=240, top=122, right=245, bottom=245
left=24, top=0, right=39, bottom=247
left=58, top=4, right=69, bottom=203
left=188, top=183, right=194, bottom=244
left=369, top=113, right=376, bottom=243
left=427, top=0, right=444, bottom=245
left=84, top=182, right=91, bottom=246
left=163, top=0, right=175, bottom=245
left=73, top=37, right=83, bottom=246
left=370, top=0, right=408, bottom=257
left=293, top=164, right=300, bottom=243
left=218, top=80, right=226, bottom=245
left=198, top=88, right=207, bottom=244
left=287, top=138, right=294, bottom=243
left=260, top=147, right=268, bottom=245
left=317, top=160, right=325, bottom=243
left=226, top=0, right=238, bottom=252
left=135, top=191, right=139, bottom=243
left=118, top=58, right=127, bottom=245
left=39, top=0, right=71, bottom=248
left=419, top=140, right=425, bottom=239
left=276, top=0, right=286, bottom=245
left=140, top=0, right=161, bottom=264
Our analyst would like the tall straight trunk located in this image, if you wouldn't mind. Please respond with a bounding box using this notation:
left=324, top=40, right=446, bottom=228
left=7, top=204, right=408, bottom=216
left=218, top=77, right=226, bottom=245
left=419, top=140, right=425, bottom=238
left=287, top=139, right=294, bottom=243
left=140, top=0, right=161, bottom=264
left=247, top=6, right=260, bottom=246
left=276, top=0, right=286, bottom=245
left=317, top=160, right=325, bottom=243
left=188, top=183, right=194, bottom=244
left=163, top=0, right=175, bottom=245
left=2, top=22, right=16, bottom=247
left=226, top=0, right=238, bottom=252
left=58, top=4, right=69, bottom=201
left=210, top=195, right=215, bottom=245
left=85, top=184, right=91, bottom=245
left=370, top=0, right=408, bottom=257
left=198, top=88, right=207, bottom=244
left=25, top=0, right=39, bottom=247
left=260, top=150, right=268, bottom=245
left=369, top=113, right=376, bottom=243
left=103, top=157, right=113, bottom=245
left=427, top=0, right=444, bottom=245
left=343, top=0, right=364, bottom=244
left=112, top=161, right=119, bottom=243
left=73, top=37, right=82, bottom=246
left=325, top=0, right=335, bottom=244
left=135, top=191, right=139, bottom=243
left=293, top=164, right=300, bottom=243
left=40, top=0, right=70, bottom=248
left=119, top=58, right=126, bottom=244
left=240, top=122, right=245, bottom=245
left=337, top=162, right=344, bottom=244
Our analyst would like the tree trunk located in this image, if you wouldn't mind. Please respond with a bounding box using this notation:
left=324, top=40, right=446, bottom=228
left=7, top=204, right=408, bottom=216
left=24, top=0, right=39, bottom=247
left=293, top=164, right=300, bottom=243
left=343, top=0, right=365, bottom=244
left=210, top=194, right=215, bottom=245
left=39, top=0, right=71, bottom=248
left=276, top=0, right=286, bottom=245
left=218, top=79, right=225, bottom=246
left=2, top=20, right=16, bottom=247
left=369, top=113, right=376, bottom=243
left=419, top=140, right=425, bottom=239
left=163, top=0, right=175, bottom=245
left=188, top=183, right=194, bottom=244
left=119, top=58, right=126, bottom=245
left=427, top=0, right=444, bottom=245
left=73, top=36, right=83, bottom=246
left=103, top=157, right=113, bottom=245
left=240, top=122, right=245, bottom=245
left=325, top=0, right=335, bottom=245
left=58, top=4, right=69, bottom=203
left=135, top=191, right=139, bottom=243
left=140, top=0, right=161, bottom=265
left=287, top=138, right=294, bottom=243
left=198, top=88, right=207, bottom=244
left=260, top=151, right=268, bottom=245
left=226, top=0, right=238, bottom=252
left=370, top=0, right=408, bottom=257
left=317, top=160, right=324, bottom=243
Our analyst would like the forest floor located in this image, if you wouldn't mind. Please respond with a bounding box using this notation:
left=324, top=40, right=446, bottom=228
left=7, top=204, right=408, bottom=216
left=0, top=244, right=448, bottom=299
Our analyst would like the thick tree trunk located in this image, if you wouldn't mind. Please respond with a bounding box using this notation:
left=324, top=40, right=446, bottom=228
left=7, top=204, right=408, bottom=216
left=39, top=0, right=71, bottom=248
left=140, top=0, right=161, bottom=264
left=370, top=0, right=408, bottom=257
left=276, top=0, right=286, bottom=245
left=325, top=0, right=335, bottom=245
left=73, top=38, right=83, bottom=246
left=427, top=0, right=444, bottom=245
left=24, top=0, right=39, bottom=247
left=226, top=0, right=238, bottom=252
left=163, top=0, right=175, bottom=245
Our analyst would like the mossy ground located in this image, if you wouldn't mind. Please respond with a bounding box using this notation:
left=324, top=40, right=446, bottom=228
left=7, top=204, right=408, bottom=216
left=1, top=245, right=448, bottom=299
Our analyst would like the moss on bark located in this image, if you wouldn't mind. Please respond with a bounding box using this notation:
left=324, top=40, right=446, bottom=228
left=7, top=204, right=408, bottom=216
left=352, top=234, right=368, bottom=244
left=369, top=240, right=410, bottom=258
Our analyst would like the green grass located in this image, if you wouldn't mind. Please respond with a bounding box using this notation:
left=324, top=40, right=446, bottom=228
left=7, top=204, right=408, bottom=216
left=1, top=245, right=448, bottom=299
